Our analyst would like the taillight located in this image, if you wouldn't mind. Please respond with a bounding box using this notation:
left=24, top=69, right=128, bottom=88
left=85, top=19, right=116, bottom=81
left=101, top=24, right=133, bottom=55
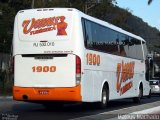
left=76, top=56, right=81, bottom=74
left=76, top=55, right=81, bottom=85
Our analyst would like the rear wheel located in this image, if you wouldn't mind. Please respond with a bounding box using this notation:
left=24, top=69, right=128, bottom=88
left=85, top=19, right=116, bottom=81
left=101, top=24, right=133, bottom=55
left=133, top=86, right=143, bottom=103
left=96, top=86, right=109, bottom=109
left=147, top=89, right=151, bottom=98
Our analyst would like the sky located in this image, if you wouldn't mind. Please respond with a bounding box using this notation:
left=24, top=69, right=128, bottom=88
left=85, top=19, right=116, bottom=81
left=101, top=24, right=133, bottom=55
left=116, top=0, right=160, bottom=31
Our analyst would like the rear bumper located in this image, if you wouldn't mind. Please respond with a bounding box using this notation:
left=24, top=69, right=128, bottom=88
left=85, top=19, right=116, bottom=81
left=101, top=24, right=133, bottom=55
left=13, top=86, right=82, bottom=102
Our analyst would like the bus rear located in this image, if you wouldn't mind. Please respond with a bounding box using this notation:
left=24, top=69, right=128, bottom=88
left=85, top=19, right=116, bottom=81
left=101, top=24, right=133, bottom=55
left=13, top=8, right=82, bottom=102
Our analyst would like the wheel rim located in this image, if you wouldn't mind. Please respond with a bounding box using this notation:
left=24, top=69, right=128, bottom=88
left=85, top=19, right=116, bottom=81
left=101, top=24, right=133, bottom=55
left=139, top=88, right=142, bottom=99
left=102, top=90, right=107, bottom=104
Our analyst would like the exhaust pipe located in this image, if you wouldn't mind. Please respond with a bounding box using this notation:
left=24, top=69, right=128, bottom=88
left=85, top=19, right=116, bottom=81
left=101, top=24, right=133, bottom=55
left=22, top=95, right=28, bottom=100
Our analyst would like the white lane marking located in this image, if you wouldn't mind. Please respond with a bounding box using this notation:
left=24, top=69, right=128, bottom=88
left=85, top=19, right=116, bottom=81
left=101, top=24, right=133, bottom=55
left=101, top=101, right=160, bottom=115
left=130, top=106, right=160, bottom=114
left=70, top=101, right=160, bottom=120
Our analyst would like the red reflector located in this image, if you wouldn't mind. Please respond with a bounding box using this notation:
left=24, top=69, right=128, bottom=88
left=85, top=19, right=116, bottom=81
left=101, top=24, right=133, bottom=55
left=76, top=56, right=81, bottom=74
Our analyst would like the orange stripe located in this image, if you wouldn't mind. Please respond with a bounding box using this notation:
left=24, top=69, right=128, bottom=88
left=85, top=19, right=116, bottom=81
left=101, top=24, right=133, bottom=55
left=13, top=85, right=82, bottom=102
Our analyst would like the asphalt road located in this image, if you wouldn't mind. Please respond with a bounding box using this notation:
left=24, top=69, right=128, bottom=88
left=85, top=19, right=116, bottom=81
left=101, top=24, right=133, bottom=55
left=0, top=95, right=160, bottom=120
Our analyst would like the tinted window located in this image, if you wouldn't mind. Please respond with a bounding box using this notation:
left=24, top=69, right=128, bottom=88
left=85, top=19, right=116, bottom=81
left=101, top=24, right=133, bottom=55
left=123, top=37, right=143, bottom=59
left=142, top=41, right=148, bottom=59
left=83, top=20, right=119, bottom=55
left=82, top=18, right=143, bottom=60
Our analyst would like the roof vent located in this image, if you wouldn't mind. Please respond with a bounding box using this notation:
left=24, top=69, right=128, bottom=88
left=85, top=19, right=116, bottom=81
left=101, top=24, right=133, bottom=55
left=49, top=9, right=54, bottom=11
left=37, top=9, right=42, bottom=11
left=43, top=9, right=48, bottom=11
left=19, top=11, right=24, bottom=13
left=68, top=9, right=73, bottom=11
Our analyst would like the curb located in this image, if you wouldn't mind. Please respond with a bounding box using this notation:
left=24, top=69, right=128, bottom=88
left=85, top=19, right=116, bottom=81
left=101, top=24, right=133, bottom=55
left=114, top=106, right=160, bottom=120
left=130, top=106, right=160, bottom=114
left=0, top=96, right=12, bottom=100
left=107, top=106, right=160, bottom=120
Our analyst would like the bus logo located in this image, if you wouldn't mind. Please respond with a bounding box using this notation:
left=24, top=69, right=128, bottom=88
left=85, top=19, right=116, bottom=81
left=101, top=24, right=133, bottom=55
left=116, top=61, right=135, bottom=95
left=22, top=16, right=68, bottom=36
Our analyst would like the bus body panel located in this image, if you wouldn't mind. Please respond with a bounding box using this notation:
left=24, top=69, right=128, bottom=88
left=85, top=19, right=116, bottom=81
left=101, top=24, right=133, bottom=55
left=14, top=54, right=76, bottom=87
left=82, top=49, right=147, bottom=102
left=13, top=85, right=81, bottom=101
left=79, top=13, right=150, bottom=102
left=13, top=8, right=75, bottom=56
left=13, top=8, right=83, bottom=101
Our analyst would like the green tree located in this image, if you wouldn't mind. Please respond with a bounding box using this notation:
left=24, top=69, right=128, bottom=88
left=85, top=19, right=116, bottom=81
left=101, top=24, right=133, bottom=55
left=9, top=0, right=32, bottom=12
left=0, top=3, right=15, bottom=53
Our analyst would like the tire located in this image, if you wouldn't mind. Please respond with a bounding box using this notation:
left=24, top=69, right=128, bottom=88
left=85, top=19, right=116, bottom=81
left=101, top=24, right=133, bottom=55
left=133, top=86, right=143, bottom=103
left=96, top=86, right=109, bottom=109
left=147, top=90, right=151, bottom=98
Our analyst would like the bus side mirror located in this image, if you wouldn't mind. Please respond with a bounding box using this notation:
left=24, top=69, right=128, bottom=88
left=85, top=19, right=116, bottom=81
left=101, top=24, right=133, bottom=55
left=145, top=57, right=153, bottom=81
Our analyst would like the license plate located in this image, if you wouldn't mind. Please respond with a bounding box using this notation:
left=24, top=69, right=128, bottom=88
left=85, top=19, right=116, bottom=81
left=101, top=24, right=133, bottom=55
left=38, top=90, right=49, bottom=95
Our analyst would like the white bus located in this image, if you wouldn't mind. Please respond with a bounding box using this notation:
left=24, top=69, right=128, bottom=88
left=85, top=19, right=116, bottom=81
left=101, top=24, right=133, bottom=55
left=13, top=8, right=151, bottom=108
